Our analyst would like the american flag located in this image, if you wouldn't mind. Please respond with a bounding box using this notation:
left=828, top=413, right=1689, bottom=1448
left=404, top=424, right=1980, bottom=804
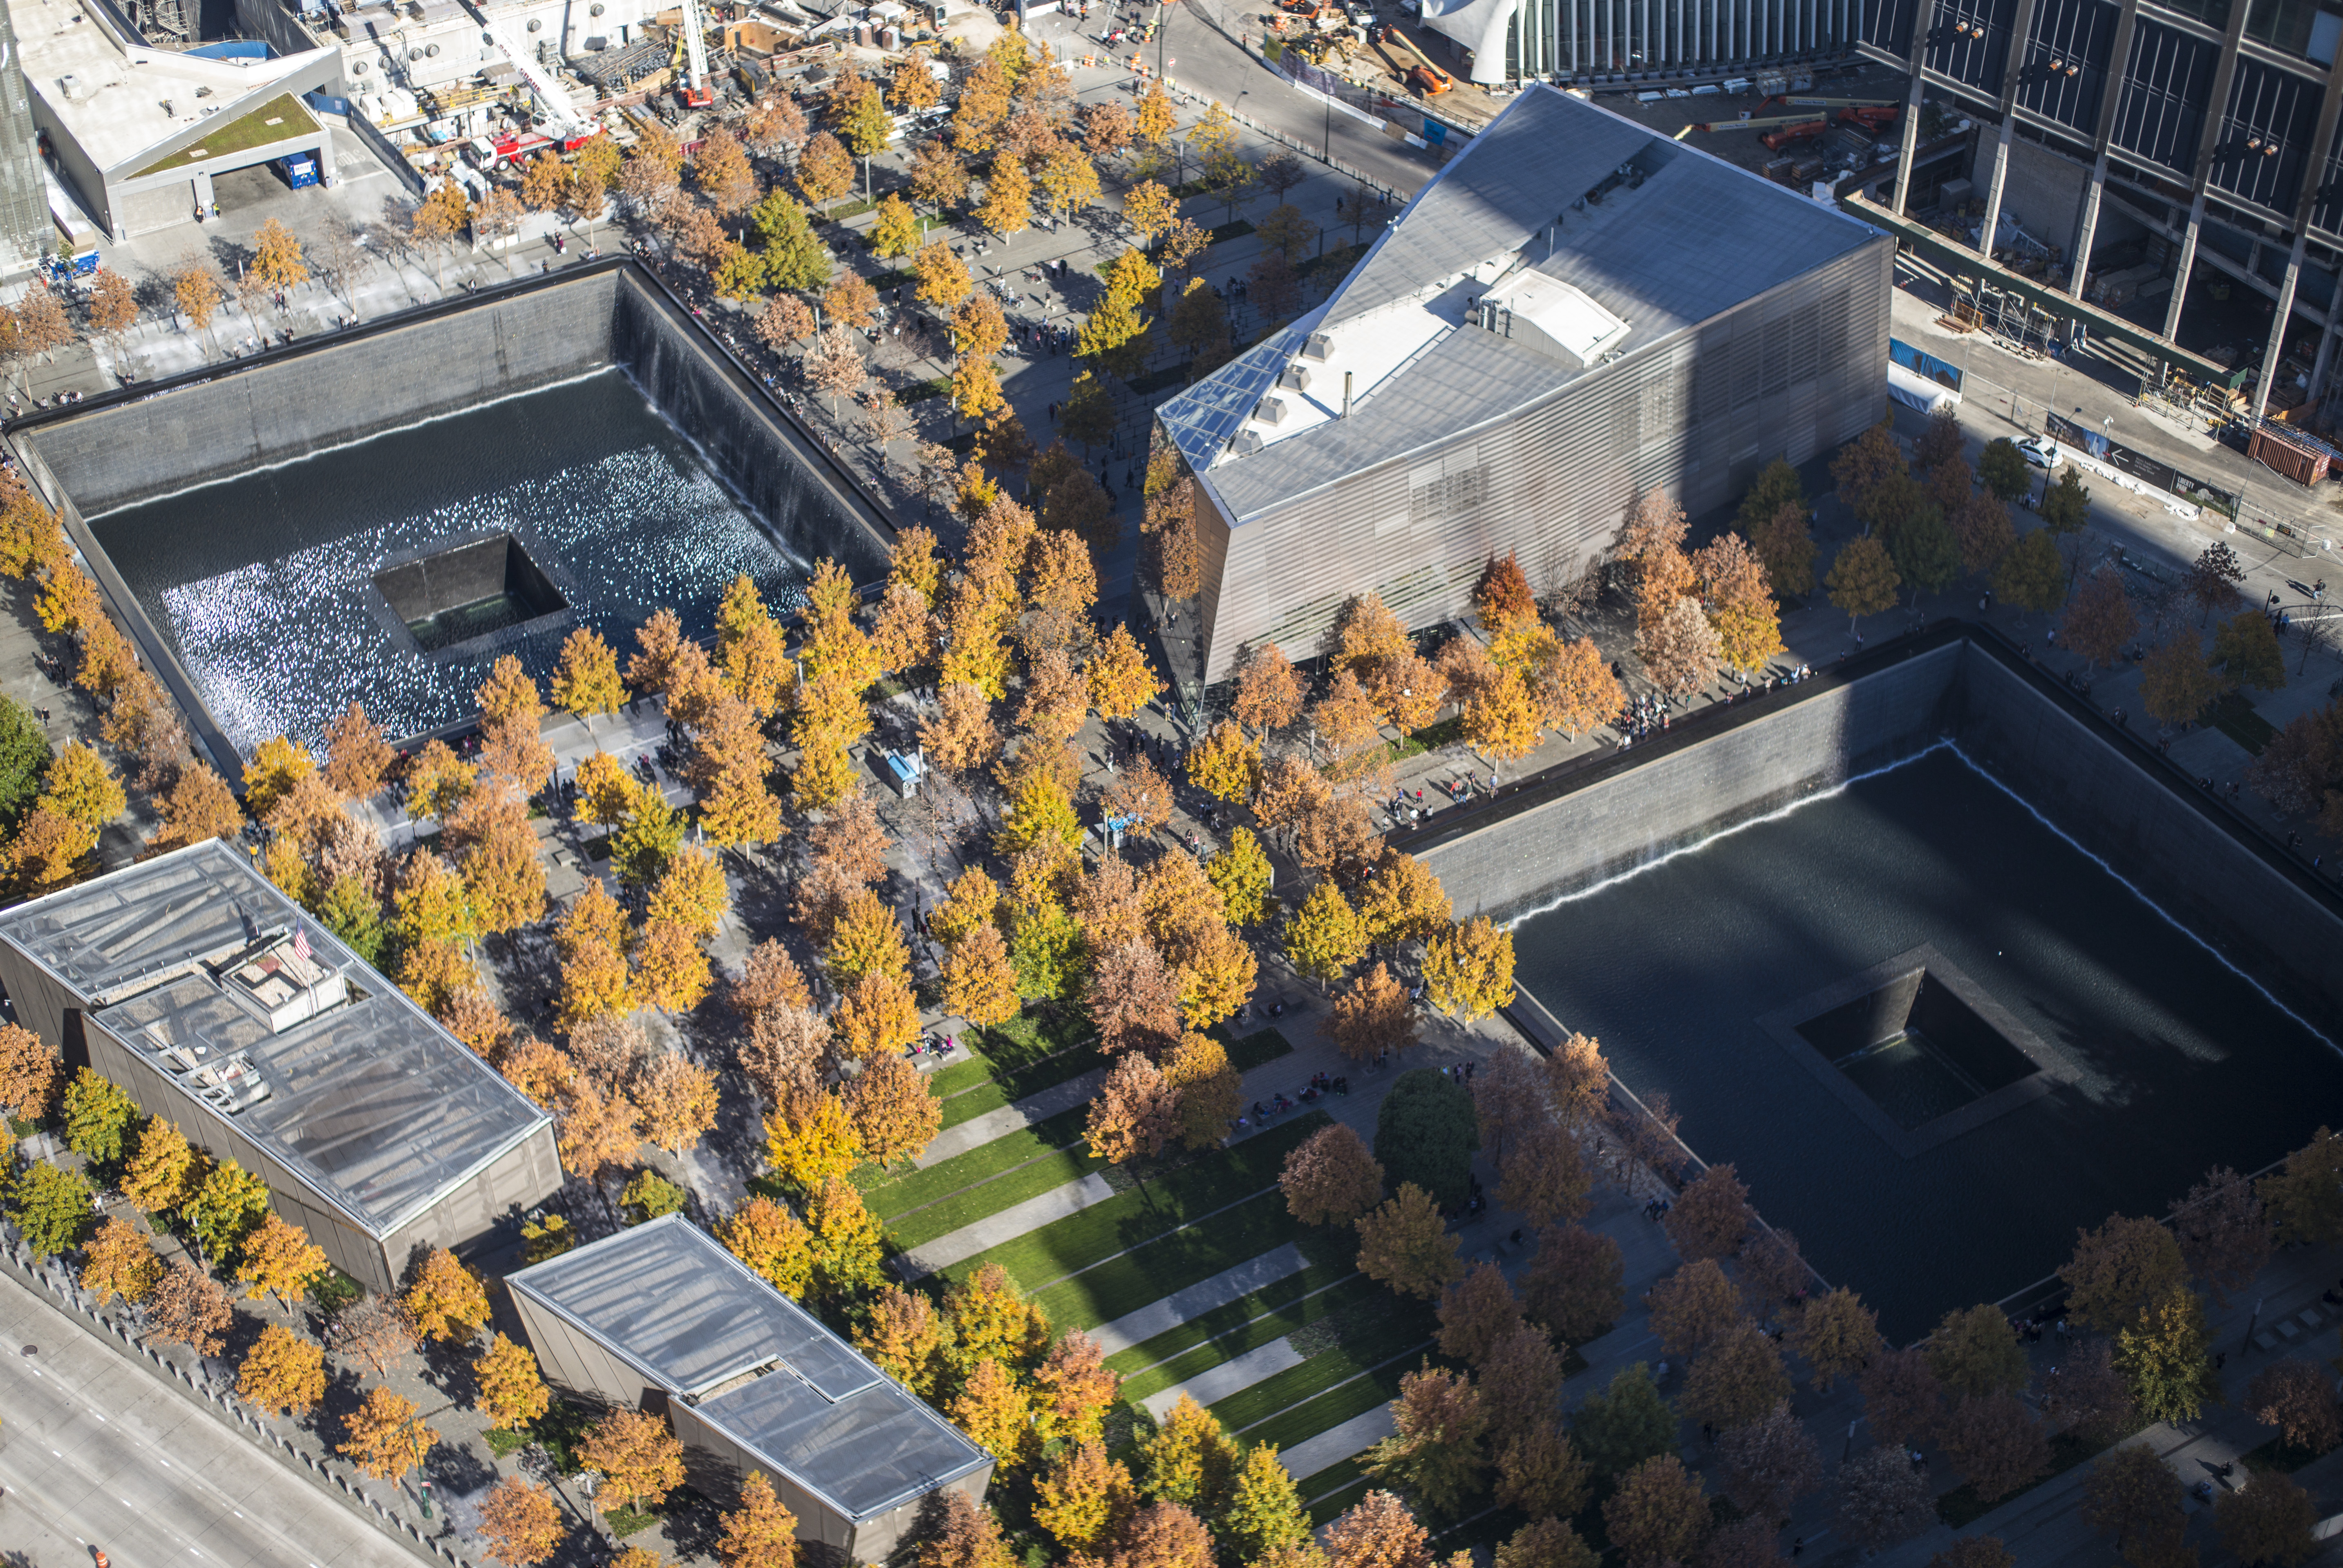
left=291, top=926, right=311, bottom=963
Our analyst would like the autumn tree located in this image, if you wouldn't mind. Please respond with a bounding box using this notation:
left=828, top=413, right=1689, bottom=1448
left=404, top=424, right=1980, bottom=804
left=1355, top=1182, right=1462, bottom=1299
left=2215, top=1472, right=2318, bottom=1568
left=1833, top=1445, right=1935, bottom=1552
left=1859, top=1346, right=1944, bottom=1447
left=1280, top=1121, right=1384, bottom=1226
left=1715, top=1400, right=1820, bottom=1522
left=2140, top=632, right=2220, bottom=727
left=2115, top=1285, right=2216, bottom=1424
left=2080, top=1445, right=2189, bottom=1568
left=1322, top=961, right=1418, bottom=1065
left=1325, top=1491, right=1430, bottom=1568
left=1424, top=916, right=1515, bottom=1021
left=1659, top=1162, right=1749, bottom=1260
left=1495, top=1424, right=1592, bottom=1522
left=2060, top=1214, right=2187, bottom=1336
left=1366, top=1365, right=1489, bottom=1517
left=0, top=1021, right=58, bottom=1121
left=338, top=1386, right=439, bottom=1481
left=2062, top=565, right=2138, bottom=668
left=920, top=1490, right=1017, bottom=1568
left=637, top=1051, right=720, bottom=1155
left=1683, top=1320, right=1792, bottom=1431
left=478, top=1477, right=564, bottom=1567
left=2042, top=1338, right=2136, bottom=1442
left=235, top=1213, right=328, bottom=1312
left=1604, top=1454, right=1711, bottom=1568
left=1221, top=1443, right=1311, bottom=1561
left=2260, top=1128, right=2343, bottom=1246
left=238, top=1322, right=327, bottom=1418
left=321, top=701, right=396, bottom=798
left=1938, top=1391, right=2050, bottom=1503
left=580, top=1407, right=686, bottom=1513
left=145, top=1258, right=233, bottom=1354
left=847, top=1052, right=941, bottom=1168
left=1826, top=534, right=1900, bottom=631
left=1522, top=1224, right=1625, bottom=1345
left=475, top=1332, right=552, bottom=1431
left=1087, top=1051, right=1179, bottom=1170
left=1436, top=1261, right=1525, bottom=1366
left=404, top=1246, right=490, bottom=1342
left=80, top=1215, right=161, bottom=1306
left=329, top=1294, right=419, bottom=1378
left=1647, top=1257, right=1743, bottom=1358
left=1790, top=1286, right=1884, bottom=1390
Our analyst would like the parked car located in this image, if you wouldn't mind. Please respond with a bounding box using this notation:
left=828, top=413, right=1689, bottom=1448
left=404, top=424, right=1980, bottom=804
left=2017, top=435, right=2060, bottom=469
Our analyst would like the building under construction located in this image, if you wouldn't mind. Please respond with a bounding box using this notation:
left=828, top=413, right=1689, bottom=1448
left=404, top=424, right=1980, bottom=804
left=1156, top=84, right=1893, bottom=687
left=0, top=840, right=561, bottom=1294
left=1853, top=0, right=2343, bottom=426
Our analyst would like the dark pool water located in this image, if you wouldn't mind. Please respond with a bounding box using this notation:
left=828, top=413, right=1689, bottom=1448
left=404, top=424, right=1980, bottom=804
left=1508, top=744, right=2343, bottom=1340
left=92, top=367, right=805, bottom=756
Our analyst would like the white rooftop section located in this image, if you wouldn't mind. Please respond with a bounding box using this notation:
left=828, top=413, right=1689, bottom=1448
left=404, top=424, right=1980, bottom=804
left=1156, top=84, right=1884, bottom=523
left=1492, top=272, right=1631, bottom=368
left=9, top=0, right=331, bottom=173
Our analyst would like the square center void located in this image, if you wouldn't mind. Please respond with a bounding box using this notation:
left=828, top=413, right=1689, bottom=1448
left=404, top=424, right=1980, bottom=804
left=1762, top=948, right=2052, bottom=1154
left=1507, top=746, right=2343, bottom=1339
left=374, top=535, right=569, bottom=653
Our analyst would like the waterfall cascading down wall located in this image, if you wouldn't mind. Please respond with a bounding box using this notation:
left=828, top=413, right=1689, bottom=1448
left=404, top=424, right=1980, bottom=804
left=1415, top=631, right=2343, bottom=1044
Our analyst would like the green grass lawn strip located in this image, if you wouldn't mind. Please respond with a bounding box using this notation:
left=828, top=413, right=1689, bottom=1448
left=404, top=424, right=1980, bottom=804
left=862, top=1105, right=1091, bottom=1219
left=1117, top=1276, right=1375, bottom=1403
left=885, top=1145, right=1105, bottom=1250
left=1029, top=1185, right=1312, bottom=1330
left=934, top=1042, right=1106, bottom=1129
left=1297, top=1457, right=1366, bottom=1501
left=925, top=1054, right=998, bottom=1100
left=1107, top=1263, right=1356, bottom=1376
left=940, top=1114, right=1326, bottom=1295
left=1219, top=1027, right=1297, bottom=1074
left=1241, top=1351, right=1420, bottom=1455
left=1211, top=1318, right=1433, bottom=1435
left=1308, top=1479, right=1376, bottom=1526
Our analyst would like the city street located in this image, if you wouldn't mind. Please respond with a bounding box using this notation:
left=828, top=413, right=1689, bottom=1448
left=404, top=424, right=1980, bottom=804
left=0, top=1270, right=424, bottom=1568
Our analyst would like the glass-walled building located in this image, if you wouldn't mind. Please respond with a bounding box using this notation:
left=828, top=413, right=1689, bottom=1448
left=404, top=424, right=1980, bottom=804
left=1424, top=0, right=1860, bottom=82
left=1855, top=0, right=2343, bottom=420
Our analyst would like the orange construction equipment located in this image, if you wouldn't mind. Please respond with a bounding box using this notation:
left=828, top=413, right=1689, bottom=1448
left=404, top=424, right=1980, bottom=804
left=1837, top=104, right=1898, bottom=132
left=1375, top=23, right=1452, bottom=92
left=1759, top=118, right=1827, bottom=151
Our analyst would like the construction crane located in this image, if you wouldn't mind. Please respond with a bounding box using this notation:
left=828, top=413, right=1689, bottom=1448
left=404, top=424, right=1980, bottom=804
left=676, top=0, right=714, bottom=108
left=455, top=0, right=592, bottom=140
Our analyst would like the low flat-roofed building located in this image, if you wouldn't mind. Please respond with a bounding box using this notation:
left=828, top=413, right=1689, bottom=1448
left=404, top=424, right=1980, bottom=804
left=0, top=840, right=559, bottom=1293
left=1157, top=84, right=1894, bottom=687
left=508, top=1215, right=993, bottom=1563
left=10, top=0, right=351, bottom=240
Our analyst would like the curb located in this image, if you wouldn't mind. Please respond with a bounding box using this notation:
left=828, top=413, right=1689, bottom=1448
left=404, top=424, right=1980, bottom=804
left=0, top=1240, right=478, bottom=1568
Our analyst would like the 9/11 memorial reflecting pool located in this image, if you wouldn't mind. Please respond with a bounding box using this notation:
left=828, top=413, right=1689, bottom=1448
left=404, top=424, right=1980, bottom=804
left=89, top=367, right=806, bottom=758
left=1507, top=744, right=2343, bottom=1339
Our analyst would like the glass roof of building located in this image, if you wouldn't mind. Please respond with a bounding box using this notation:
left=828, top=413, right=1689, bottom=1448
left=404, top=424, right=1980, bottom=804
left=1155, top=324, right=1312, bottom=474
left=0, top=841, right=550, bottom=1238
left=511, top=1217, right=989, bottom=1518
